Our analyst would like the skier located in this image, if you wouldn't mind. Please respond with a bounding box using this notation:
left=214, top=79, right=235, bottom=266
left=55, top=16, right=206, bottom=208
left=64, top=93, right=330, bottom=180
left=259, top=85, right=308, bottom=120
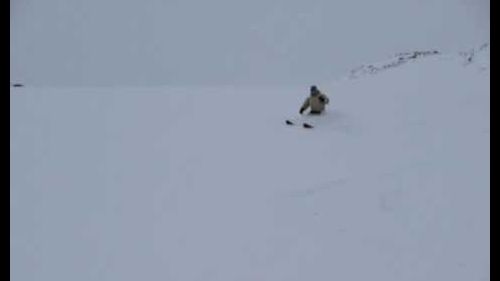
left=299, top=85, right=329, bottom=115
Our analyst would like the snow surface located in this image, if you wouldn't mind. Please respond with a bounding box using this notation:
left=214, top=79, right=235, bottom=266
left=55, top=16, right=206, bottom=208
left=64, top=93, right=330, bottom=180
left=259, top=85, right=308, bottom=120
left=10, top=48, right=489, bottom=280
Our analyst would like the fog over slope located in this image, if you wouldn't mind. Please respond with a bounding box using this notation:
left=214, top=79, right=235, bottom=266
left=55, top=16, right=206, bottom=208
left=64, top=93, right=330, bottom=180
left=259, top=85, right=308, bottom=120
left=10, top=0, right=489, bottom=87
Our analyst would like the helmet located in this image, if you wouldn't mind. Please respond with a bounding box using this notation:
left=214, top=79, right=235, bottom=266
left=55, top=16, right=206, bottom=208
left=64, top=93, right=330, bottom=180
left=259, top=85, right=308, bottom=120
left=310, top=85, right=319, bottom=96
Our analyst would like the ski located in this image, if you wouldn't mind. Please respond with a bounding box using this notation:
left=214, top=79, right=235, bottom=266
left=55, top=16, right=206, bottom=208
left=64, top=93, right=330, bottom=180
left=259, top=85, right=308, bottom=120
left=285, top=119, right=314, bottom=129
left=303, top=123, right=314, bottom=129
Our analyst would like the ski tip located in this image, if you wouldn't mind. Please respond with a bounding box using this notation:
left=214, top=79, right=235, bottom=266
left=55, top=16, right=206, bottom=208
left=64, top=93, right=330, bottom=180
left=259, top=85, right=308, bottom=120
left=286, top=120, right=294, bottom=125
left=303, top=123, right=314, bottom=129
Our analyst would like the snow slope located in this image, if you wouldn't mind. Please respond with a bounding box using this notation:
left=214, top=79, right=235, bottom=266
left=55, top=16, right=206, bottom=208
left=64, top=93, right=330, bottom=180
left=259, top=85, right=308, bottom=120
left=10, top=47, right=489, bottom=281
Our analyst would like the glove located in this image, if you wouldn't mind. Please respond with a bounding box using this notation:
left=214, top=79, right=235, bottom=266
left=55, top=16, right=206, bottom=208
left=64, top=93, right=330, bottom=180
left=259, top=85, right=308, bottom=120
left=299, top=107, right=305, bottom=114
left=319, top=96, right=326, bottom=103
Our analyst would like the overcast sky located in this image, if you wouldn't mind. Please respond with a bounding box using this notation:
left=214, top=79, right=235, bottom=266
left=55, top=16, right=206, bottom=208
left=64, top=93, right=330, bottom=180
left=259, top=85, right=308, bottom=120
left=10, top=0, right=489, bottom=87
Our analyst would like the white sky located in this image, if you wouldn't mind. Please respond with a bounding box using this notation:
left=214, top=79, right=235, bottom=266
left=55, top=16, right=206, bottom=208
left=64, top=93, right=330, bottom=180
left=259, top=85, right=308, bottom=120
left=10, top=0, right=489, bottom=87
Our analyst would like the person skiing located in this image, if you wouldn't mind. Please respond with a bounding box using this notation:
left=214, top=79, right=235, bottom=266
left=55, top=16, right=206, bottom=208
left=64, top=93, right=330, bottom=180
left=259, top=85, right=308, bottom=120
left=299, top=85, right=329, bottom=115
